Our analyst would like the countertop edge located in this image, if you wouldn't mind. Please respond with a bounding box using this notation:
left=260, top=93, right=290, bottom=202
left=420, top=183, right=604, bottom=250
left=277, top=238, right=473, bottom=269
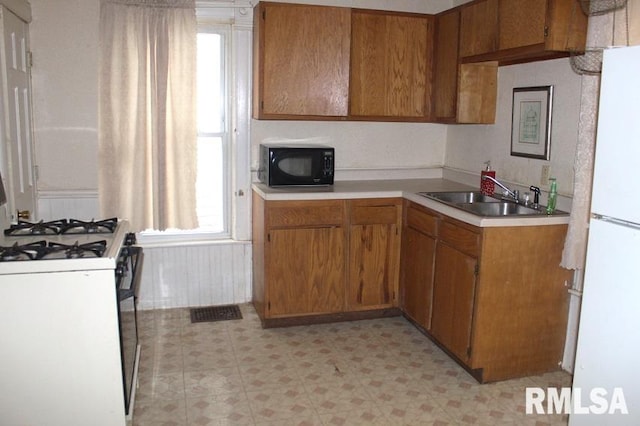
left=252, top=181, right=570, bottom=228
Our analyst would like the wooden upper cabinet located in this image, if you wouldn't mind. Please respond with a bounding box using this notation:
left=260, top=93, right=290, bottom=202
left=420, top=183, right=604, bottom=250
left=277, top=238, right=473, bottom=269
left=544, top=0, right=588, bottom=52
left=349, top=10, right=433, bottom=119
left=459, top=0, right=588, bottom=64
left=459, top=0, right=498, bottom=58
left=433, top=7, right=497, bottom=124
left=498, top=0, right=547, bottom=50
left=252, top=2, right=351, bottom=119
left=457, top=62, right=498, bottom=124
left=499, top=0, right=588, bottom=54
left=432, top=8, right=460, bottom=123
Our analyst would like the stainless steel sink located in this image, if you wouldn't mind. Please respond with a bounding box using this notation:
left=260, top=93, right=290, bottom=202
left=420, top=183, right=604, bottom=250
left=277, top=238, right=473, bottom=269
left=416, top=191, right=563, bottom=217
left=419, top=191, right=501, bottom=204
left=457, top=202, right=543, bottom=216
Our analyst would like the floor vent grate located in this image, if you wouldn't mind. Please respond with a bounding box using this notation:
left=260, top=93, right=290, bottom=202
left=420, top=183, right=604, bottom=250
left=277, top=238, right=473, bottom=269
left=190, top=305, right=243, bottom=323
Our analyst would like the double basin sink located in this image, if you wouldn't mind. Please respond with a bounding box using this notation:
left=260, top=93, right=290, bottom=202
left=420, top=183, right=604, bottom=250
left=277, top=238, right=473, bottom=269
left=418, top=191, right=565, bottom=217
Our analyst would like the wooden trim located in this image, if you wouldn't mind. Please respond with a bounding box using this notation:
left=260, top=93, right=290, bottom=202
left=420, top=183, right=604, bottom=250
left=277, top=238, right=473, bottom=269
left=251, top=192, right=266, bottom=319
left=260, top=308, right=402, bottom=328
left=0, top=0, right=31, bottom=22
left=460, top=44, right=570, bottom=65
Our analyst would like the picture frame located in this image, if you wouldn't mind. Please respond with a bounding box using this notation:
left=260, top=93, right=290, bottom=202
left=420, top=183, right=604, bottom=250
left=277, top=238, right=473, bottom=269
left=510, top=86, right=553, bottom=160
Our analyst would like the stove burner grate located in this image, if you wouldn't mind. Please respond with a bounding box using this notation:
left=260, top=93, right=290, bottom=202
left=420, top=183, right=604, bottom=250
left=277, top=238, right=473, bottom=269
left=0, top=241, right=49, bottom=261
left=4, top=220, right=68, bottom=236
left=47, top=240, right=108, bottom=259
left=61, top=218, right=118, bottom=235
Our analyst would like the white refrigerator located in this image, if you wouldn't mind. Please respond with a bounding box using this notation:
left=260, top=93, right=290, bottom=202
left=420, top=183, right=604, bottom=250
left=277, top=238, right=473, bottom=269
left=570, top=46, right=640, bottom=425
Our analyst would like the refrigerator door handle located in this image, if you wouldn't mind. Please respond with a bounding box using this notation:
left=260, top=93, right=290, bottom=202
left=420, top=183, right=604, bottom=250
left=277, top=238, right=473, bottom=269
left=593, top=214, right=640, bottom=230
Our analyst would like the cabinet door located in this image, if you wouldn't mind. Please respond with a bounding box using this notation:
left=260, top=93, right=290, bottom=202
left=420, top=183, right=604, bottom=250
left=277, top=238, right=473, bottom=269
left=350, top=11, right=432, bottom=119
left=457, top=62, right=498, bottom=124
left=432, top=8, right=460, bottom=122
left=268, top=227, right=345, bottom=317
left=253, top=2, right=351, bottom=118
left=498, top=0, right=547, bottom=51
left=401, top=226, right=436, bottom=330
left=499, top=0, right=587, bottom=53
left=431, top=242, right=477, bottom=363
left=459, top=0, right=498, bottom=58
left=348, top=201, right=401, bottom=310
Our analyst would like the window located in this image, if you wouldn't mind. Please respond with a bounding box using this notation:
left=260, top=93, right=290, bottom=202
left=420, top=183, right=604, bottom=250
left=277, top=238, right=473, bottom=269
left=138, top=13, right=251, bottom=244
left=196, top=29, right=228, bottom=234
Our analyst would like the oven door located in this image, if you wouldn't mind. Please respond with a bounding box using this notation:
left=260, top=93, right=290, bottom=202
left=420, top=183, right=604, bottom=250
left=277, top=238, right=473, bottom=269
left=116, top=246, right=143, bottom=415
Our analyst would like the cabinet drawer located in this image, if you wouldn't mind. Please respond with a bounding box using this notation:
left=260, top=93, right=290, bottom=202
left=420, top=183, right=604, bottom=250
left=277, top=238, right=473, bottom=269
left=406, top=206, right=437, bottom=237
left=268, top=201, right=344, bottom=228
left=350, top=204, right=399, bottom=225
left=439, top=221, right=480, bottom=257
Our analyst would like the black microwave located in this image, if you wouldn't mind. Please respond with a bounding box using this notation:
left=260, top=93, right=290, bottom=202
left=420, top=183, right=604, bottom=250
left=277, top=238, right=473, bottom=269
left=259, top=144, right=335, bottom=186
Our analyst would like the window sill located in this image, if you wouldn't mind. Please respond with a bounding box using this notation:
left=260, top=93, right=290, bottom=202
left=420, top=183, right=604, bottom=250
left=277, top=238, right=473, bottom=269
left=136, top=231, right=249, bottom=248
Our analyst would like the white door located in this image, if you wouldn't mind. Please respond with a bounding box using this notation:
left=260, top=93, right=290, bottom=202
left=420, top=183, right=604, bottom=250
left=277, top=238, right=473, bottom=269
left=0, top=5, right=36, bottom=223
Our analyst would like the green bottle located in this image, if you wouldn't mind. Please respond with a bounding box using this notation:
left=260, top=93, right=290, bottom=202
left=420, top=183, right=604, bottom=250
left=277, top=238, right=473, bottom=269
left=546, top=178, right=557, bottom=214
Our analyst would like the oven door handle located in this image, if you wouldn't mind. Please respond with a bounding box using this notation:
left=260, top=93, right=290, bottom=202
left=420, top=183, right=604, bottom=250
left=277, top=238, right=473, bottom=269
left=117, top=246, right=143, bottom=301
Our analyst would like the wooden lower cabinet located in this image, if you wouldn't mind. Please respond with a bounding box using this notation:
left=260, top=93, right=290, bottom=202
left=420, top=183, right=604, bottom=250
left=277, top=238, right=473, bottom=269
left=431, top=241, right=477, bottom=363
left=348, top=199, right=402, bottom=310
left=254, top=194, right=570, bottom=382
left=401, top=201, right=571, bottom=383
left=252, top=193, right=401, bottom=325
left=400, top=202, right=437, bottom=330
left=430, top=219, right=481, bottom=365
left=268, top=227, right=345, bottom=316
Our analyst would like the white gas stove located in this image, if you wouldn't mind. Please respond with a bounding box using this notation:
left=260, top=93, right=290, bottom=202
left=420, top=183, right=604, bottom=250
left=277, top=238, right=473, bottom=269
left=0, top=217, right=129, bottom=273
left=0, top=217, right=142, bottom=426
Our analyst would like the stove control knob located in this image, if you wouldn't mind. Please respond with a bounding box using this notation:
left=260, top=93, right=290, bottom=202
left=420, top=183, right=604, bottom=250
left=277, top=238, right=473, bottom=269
left=115, top=262, right=127, bottom=278
left=124, top=232, right=137, bottom=246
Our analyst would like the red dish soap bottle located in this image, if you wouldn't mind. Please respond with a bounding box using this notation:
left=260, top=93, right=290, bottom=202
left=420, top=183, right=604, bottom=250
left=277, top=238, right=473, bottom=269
left=480, top=161, right=496, bottom=195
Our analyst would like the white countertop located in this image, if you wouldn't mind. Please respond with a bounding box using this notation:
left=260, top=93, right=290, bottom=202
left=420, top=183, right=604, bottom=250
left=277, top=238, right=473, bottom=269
left=252, top=179, right=570, bottom=228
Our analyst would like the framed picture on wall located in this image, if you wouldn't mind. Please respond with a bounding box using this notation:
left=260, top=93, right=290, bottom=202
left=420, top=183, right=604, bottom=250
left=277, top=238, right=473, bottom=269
left=510, top=86, right=553, bottom=160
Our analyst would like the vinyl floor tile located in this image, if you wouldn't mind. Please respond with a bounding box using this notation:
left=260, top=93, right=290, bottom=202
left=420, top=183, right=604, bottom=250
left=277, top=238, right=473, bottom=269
left=132, top=304, right=570, bottom=426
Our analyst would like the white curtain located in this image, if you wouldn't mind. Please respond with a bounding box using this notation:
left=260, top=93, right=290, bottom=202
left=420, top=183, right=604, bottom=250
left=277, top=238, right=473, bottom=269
left=99, top=0, right=198, bottom=232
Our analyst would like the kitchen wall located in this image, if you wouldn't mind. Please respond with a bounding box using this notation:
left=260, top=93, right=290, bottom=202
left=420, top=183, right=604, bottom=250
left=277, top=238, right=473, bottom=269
left=446, top=58, right=582, bottom=197
left=30, top=0, right=99, bottom=193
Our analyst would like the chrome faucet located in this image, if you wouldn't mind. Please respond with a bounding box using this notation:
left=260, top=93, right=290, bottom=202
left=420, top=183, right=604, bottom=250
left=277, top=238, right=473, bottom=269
left=481, top=175, right=519, bottom=202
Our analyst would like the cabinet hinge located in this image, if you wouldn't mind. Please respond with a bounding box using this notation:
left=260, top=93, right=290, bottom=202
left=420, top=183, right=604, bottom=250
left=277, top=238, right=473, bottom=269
left=268, top=301, right=271, bottom=310
left=544, top=26, right=549, bottom=37
left=27, top=51, right=33, bottom=68
left=261, top=101, right=264, bottom=110
left=262, top=10, right=266, bottom=20
left=474, top=264, right=479, bottom=276
left=467, top=346, right=472, bottom=358
left=267, top=233, right=271, bottom=242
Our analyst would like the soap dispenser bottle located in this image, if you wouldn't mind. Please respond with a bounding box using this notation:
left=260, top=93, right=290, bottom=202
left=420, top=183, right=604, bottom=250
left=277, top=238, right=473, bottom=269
left=546, top=178, right=557, bottom=214
left=480, top=161, right=496, bottom=195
